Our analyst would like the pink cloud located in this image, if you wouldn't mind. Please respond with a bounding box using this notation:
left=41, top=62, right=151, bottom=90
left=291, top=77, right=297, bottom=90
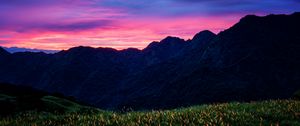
left=1, top=0, right=298, bottom=50
left=0, top=14, right=239, bottom=50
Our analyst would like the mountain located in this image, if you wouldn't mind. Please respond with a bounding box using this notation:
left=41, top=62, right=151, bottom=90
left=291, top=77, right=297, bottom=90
left=0, top=12, right=299, bottom=110
left=2, top=47, right=59, bottom=54
left=142, top=36, right=186, bottom=65
left=116, top=13, right=300, bottom=109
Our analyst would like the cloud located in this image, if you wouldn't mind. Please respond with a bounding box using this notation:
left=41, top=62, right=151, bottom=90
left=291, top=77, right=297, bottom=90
left=0, top=40, right=8, bottom=44
left=45, top=20, right=112, bottom=31
left=174, top=0, right=252, bottom=4
left=167, top=0, right=300, bottom=16
left=0, top=0, right=300, bottom=50
left=32, top=20, right=114, bottom=32
left=0, top=0, right=82, bottom=6
left=0, top=19, right=115, bottom=33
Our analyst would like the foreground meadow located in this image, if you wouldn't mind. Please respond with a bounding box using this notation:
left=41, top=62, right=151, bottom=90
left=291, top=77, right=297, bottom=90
left=1, top=100, right=299, bottom=126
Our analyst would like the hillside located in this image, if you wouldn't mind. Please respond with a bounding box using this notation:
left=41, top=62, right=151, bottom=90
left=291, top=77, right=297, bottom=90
left=0, top=12, right=299, bottom=110
left=0, top=100, right=299, bottom=125
left=1, top=84, right=299, bottom=125
left=0, top=83, right=99, bottom=116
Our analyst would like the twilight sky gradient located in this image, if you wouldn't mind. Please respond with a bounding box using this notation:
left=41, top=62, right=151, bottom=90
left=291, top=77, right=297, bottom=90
left=0, top=0, right=299, bottom=50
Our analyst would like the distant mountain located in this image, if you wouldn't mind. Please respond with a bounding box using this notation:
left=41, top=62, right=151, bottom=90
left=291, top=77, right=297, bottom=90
left=0, top=12, right=299, bottom=110
left=2, top=47, right=59, bottom=54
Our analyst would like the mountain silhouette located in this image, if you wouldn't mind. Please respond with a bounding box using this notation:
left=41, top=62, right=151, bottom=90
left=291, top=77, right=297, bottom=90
left=0, top=48, right=9, bottom=57
left=0, top=12, right=299, bottom=110
left=1, top=46, right=59, bottom=54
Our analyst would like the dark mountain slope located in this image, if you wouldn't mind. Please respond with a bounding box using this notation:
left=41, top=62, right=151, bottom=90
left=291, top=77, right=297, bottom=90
left=0, top=47, right=9, bottom=56
left=0, top=39, right=190, bottom=109
left=0, top=51, right=51, bottom=86
left=111, top=30, right=217, bottom=109
left=0, top=47, right=10, bottom=61
left=142, top=36, right=187, bottom=65
left=115, top=12, right=300, bottom=109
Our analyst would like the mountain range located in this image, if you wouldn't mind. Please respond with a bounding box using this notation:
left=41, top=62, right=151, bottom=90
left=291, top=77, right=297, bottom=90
left=1, top=47, right=59, bottom=54
left=0, top=12, right=300, bottom=110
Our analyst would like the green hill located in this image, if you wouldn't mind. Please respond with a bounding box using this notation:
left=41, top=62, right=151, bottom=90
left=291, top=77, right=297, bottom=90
left=0, top=83, right=99, bottom=116
left=1, top=100, right=299, bottom=126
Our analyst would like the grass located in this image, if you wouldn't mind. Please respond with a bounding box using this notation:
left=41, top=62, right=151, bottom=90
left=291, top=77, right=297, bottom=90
left=42, top=96, right=84, bottom=113
left=0, top=99, right=299, bottom=126
left=0, top=94, right=16, bottom=101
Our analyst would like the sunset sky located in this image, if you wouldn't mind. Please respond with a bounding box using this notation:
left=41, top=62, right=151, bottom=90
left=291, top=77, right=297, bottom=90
left=0, top=0, right=299, bottom=50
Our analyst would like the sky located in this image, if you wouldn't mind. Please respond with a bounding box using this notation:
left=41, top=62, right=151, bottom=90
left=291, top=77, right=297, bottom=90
left=0, top=0, right=299, bottom=50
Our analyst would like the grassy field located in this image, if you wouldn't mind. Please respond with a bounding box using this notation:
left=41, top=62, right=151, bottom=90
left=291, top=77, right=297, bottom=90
left=0, top=99, right=299, bottom=126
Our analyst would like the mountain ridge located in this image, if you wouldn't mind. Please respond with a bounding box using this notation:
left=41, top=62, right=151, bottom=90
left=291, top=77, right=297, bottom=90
left=1, top=47, right=59, bottom=54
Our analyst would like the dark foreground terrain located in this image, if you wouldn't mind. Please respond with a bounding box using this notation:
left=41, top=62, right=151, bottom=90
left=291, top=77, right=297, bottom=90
left=0, top=99, right=299, bottom=126
left=1, top=83, right=300, bottom=125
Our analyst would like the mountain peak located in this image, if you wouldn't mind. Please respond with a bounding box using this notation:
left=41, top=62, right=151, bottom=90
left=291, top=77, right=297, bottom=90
left=188, top=30, right=216, bottom=49
left=192, top=30, right=216, bottom=41
left=238, top=12, right=299, bottom=26
left=237, top=14, right=261, bottom=26
left=121, top=48, right=141, bottom=53
left=66, top=46, right=117, bottom=53
left=144, top=36, right=185, bottom=51
left=160, top=36, right=185, bottom=44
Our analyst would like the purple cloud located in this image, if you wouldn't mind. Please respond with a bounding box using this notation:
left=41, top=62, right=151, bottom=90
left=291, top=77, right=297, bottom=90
left=43, top=20, right=113, bottom=32
left=0, top=0, right=300, bottom=50
left=1, top=0, right=299, bottom=32
left=20, top=20, right=114, bottom=33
